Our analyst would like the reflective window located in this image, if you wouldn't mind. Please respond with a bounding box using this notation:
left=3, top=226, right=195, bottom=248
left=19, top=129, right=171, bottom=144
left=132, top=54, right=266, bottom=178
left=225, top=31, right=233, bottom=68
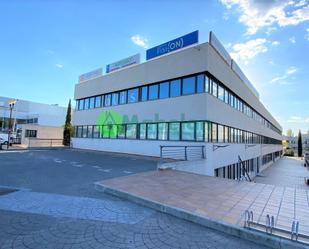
left=212, top=81, right=218, bottom=97
left=87, top=125, right=93, bottom=138
left=128, top=88, right=139, bottom=103
left=93, top=125, right=100, bottom=138
left=112, top=93, right=119, bottom=106
left=89, top=97, right=95, bottom=109
left=182, top=76, right=195, bottom=95
left=218, top=85, right=224, bottom=101
left=218, top=125, right=224, bottom=143
left=126, top=124, right=137, bottom=139
left=205, top=76, right=210, bottom=93
left=170, top=79, right=181, bottom=97
left=102, top=125, right=110, bottom=138
left=79, top=99, right=84, bottom=110
left=158, top=123, right=168, bottom=140
left=139, top=124, right=146, bottom=139
left=212, top=123, right=217, bottom=142
left=77, top=126, right=82, bottom=137
left=169, top=122, right=180, bottom=140
left=104, top=94, right=111, bottom=106
left=197, top=74, right=205, bottom=93
left=84, top=98, right=89, bottom=110
left=224, top=90, right=229, bottom=104
left=204, top=122, right=210, bottom=142
left=119, top=91, right=127, bottom=104
left=159, top=82, right=169, bottom=99
left=196, top=122, right=204, bottom=141
left=109, top=124, right=118, bottom=138
left=147, top=123, right=157, bottom=139
left=117, top=124, right=125, bottom=138
left=95, top=96, right=101, bottom=108
left=149, top=84, right=158, bottom=100
left=82, top=126, right=88, bottom=138
left=181, top=122, right=195, bottom=140
left=141, top=86, right=148, bottom=102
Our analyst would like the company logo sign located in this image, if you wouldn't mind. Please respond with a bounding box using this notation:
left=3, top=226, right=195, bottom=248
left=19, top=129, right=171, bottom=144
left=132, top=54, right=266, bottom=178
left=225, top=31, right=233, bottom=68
left=106, top=54, right=140, bottom=73
left=79, top=68, right=102, bottom=83
left=146, top=30, right=199, bottom=60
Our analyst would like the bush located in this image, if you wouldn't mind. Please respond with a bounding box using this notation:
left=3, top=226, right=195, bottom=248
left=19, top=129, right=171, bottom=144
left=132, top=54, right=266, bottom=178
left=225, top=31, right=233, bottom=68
left=284, top=149, right=294, bottom=156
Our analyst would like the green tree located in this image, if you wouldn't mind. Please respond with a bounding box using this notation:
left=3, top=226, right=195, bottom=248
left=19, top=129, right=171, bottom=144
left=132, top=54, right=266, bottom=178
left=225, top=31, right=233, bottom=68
left=63, top=100, right=73, bottom=146
left=297, top=130, right=302, bottom=157
left=286, top=129, right=294, bottom=137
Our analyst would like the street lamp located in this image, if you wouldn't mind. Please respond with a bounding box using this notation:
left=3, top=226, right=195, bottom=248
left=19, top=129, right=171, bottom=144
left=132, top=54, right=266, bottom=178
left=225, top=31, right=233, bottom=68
left=7, top=100, right=16, bottom=149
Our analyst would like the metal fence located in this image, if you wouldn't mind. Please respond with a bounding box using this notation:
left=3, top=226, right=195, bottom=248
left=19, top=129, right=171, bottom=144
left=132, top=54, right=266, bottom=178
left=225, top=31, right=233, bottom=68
left=159, top=145, right=205, bottom=161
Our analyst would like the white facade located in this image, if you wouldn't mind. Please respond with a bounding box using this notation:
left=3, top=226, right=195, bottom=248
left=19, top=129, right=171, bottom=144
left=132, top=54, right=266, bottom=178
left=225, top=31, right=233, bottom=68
left=72, top=34, right=283, bottom=178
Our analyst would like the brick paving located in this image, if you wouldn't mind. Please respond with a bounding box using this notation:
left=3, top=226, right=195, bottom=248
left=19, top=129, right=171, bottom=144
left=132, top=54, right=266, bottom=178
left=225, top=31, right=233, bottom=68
left=98, top=157, right=309, bottom=236
left=0, top=149, right=266, bottom=249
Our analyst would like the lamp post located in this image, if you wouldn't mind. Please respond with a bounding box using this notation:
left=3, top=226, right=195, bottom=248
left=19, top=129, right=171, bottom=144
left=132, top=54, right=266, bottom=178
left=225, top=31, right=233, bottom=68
left=7, top=100, right=16, bottom=149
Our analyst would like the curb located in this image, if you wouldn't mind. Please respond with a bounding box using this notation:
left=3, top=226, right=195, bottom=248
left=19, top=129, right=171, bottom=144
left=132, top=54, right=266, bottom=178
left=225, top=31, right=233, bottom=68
left=95, top=182, right=309, bottom=249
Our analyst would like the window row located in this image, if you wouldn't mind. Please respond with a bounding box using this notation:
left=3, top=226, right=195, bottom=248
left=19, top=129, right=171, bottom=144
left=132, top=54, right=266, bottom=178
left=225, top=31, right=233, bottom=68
left=73, top=121, right=281, bottom=145
left=75, top=73, right=281, bottom=135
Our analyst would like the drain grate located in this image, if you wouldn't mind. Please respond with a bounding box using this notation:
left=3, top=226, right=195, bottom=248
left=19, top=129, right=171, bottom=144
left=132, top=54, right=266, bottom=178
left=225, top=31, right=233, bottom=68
left=0, top=188, right=18, bottom=196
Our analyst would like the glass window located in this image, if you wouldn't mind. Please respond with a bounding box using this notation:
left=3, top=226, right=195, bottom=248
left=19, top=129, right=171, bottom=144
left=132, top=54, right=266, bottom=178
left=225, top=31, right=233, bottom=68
left=149, top=84, right=158, bottom=100
left=77, top=126, right=82, bottom=137
left=78, top=99, right=84, bottom=110
left=169, top=122, right=180, bottom=140
left=197, top=74, right=205, bottom=93
left=212, top=81, right=218, bottom=97
left=181, top=122, right=195, bottom=140
left=205, top=76, right=210, bottom=93
left=204, top=122, right=210, bottom=142
left=224, top=126, right=229, bottom=143
left=128, top=88, right=139, bottom=103
left=230, top=94, right=234, bottom=108
left=170, top=79, right=181, bottom=97
left=212, top=123, right=217, bottom=142
left=224, top=90, right=229, bottom=104
left=119, top=91, right=127, bottom=104
left=159, top=82, right=169, bottom=99
left=75, top=100, right=79, bottom=110
left=84, top=98, right=89, bottom=110
left=93, top=125, right=100, bottom=138
left=95, top=96, right=102, bottom=108
left=196, top=122, right=204, bottom=141
left=139, top=124, right=146, bottom=139
left=82, top=126, right=88, bottom=138
left=158, top=123, right=168, bottom=140
left=147, top=123, right=157, bottom=139
left=182, top=76, right=195, bottom=95
left=102, top=125, right=110, bottom=138
left=89, top=97, right=95, bottom=109
left=109, top=124, right=118, bottom=138
left=218, top=125, right=224, bottom=143
left=218, top=85, right=224, bottom=101
left=87, top=125, right=93, bottom=138
left=112, top=93, right=119, bottom=106
left=104, top=94, right=111, bottom=106
left=141, top=86, right=148, bottom=102
left=126, top=124, right=137, bottom=139
left=117, top=124, right=125, bottom=138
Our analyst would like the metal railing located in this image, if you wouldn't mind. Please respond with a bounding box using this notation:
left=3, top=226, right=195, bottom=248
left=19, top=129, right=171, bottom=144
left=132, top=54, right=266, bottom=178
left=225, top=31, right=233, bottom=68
left=159, top=145, right=205, bottom=161
left=243, top=210, right=309, bottom=244
left=28, top=138, right=64, bottom=148
left=238, top=155, right=252, bottom=182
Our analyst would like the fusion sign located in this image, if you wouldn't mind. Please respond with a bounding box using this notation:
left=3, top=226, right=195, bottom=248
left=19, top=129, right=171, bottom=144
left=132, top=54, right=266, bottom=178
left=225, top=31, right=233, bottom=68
left=146, top=31, right=199, bottom=60
left=79, top=68, right=102, bottom=83
left=106, top=54, right=140, bottom=73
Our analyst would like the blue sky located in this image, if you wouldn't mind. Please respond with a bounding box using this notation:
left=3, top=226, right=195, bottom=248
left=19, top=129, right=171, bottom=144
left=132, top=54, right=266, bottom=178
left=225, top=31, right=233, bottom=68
left=0, top=0, right=308, bottom=135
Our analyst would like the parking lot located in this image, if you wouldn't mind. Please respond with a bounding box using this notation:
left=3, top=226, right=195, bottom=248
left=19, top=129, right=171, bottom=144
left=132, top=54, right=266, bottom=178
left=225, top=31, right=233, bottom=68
left=0, top=149, right=267, bottom=249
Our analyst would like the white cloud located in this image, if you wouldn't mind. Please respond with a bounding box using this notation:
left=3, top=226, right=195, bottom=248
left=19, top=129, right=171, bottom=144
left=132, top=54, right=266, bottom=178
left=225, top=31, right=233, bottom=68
left=55, top=64, right=63, bottom=69
left=306, top=28, right=309, bottom=40
left=229, top=38, right=268, bottom=64
left=220, top=0, right=309, bottom=34
left=289, top=36, right=296, bottom=43
left=131, top=35, right=149, bottom=49
left=287, top=116, right=309, bottom=123
left=271, top=41, right=280, bottom=45
left=270, top=66, right=298, bottom=84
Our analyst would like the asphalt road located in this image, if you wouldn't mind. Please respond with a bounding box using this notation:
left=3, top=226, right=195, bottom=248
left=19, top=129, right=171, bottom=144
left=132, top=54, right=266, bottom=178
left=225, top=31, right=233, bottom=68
left=0, top=149, right=268, bottom=249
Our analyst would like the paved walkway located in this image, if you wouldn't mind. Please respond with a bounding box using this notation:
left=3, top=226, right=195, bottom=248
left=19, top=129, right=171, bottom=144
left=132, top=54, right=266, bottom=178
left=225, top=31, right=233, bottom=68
left=255, top=157, right=309, bottom=189
left=97, top=160, right=309, bottom=240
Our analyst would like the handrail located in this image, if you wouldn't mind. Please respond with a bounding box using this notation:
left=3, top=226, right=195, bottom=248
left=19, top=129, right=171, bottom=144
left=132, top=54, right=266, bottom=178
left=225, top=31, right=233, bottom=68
left=160, top=145, right=205, bottom=160
left=238, top=155, right=252, bottom=182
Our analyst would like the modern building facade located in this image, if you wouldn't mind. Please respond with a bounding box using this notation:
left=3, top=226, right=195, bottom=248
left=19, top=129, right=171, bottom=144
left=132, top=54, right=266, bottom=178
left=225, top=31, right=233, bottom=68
left=0, top=96, right=67, bottom=143
left=72, top=32, right=283, bottom=179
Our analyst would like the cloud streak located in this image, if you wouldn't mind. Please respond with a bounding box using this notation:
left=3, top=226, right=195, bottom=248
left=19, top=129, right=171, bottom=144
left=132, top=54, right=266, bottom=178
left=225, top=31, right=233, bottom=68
left=270, top=66, right=298, bottom=84
left=131, top=35, right=149, bottom=49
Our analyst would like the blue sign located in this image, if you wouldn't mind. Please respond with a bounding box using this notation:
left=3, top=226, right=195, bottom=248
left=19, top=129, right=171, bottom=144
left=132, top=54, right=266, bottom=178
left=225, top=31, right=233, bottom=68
left=146, top=31, right=199, bottom=60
